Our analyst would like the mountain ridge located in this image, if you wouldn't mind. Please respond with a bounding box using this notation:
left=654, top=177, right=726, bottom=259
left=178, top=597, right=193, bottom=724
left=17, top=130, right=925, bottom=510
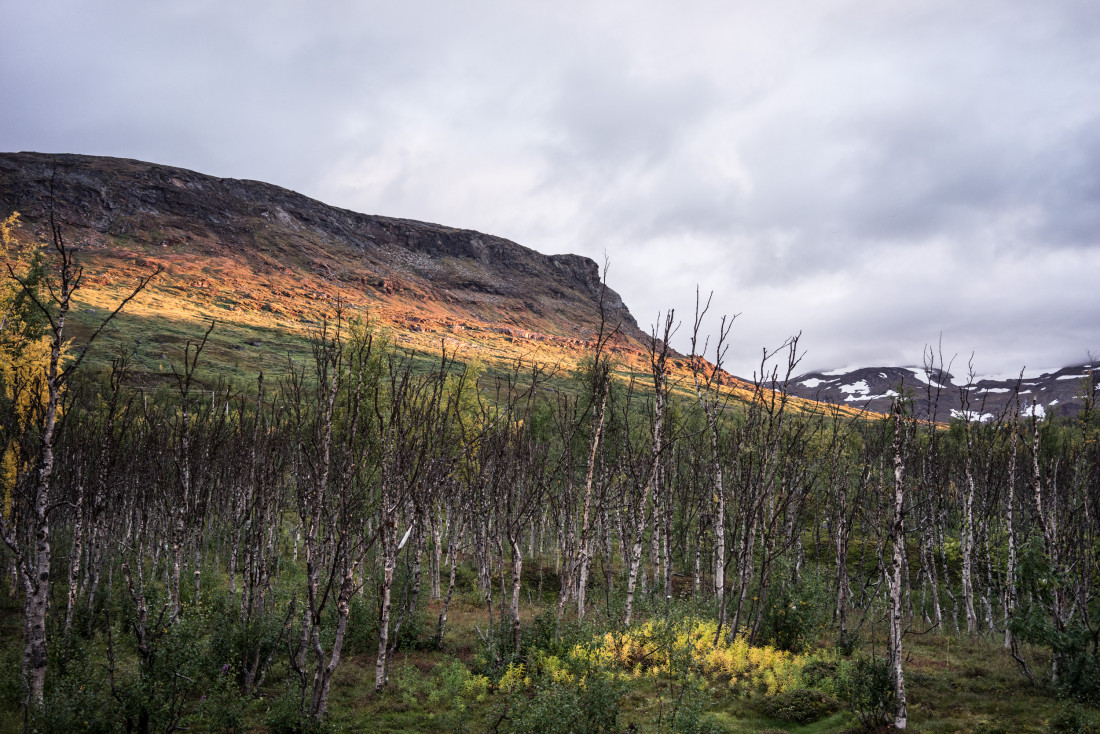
left=3, top=152, right=1089, bottom=421
left=786, top=363, right=1097, bottom=421
left=0, top=151, right=657, bottom=379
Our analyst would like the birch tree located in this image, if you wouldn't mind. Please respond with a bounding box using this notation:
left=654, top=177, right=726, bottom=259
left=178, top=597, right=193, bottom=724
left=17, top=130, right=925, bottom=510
left=0, top=214, right=157, bottom=707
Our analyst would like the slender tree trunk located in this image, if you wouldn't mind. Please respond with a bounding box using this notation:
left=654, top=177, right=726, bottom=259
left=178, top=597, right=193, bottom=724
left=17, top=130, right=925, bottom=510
left=961, top=433, right=978, bottom=635
left=834, top=480, right=849, bottom=636
left=431, top=508, right=443, bottom=600
left=889, top=408, right=908, bottom=730
left=309, top=564, right=355, bottom=720
left=64, top=479, right=86, bottom=639
left=1004, top=425, right=1018, bottom=648
left=730, top=511, right=759, bottom=637
left=375, top=507, right=396, bottom=691
left=20, top=291, right=67, bottom=706
left=510, top=535, right=523, bottom=652
left=576, top=390, right=607, bottom=620
left=624, top=365, right=666, bottom=626
left=437, top=516, right=465, bottom=647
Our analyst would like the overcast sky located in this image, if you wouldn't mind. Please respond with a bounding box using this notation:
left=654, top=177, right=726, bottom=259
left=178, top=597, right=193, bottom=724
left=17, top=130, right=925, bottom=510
left=2, top=0, right=1097, bottom=378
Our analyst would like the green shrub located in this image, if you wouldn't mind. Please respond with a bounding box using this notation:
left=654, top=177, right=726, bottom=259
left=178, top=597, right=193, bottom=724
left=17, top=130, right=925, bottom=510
left=800, top=659, right=839, bottom=690
left=30, top=675, right=119, bottom=734
left=193, top=670, right=248, bottom=733
left=0, top=643, right=22, bottom=709
left=760, top=687, right=840, bottom=725
left=1010, top=535, right=1100, bottom=704
left=1059, top=650, right=1100, bottom=706
left=204, top=592, right=288, bottom=690
left=758, top=569, right=829, bottom=653
left=394, top=607, right=430, bottom=651
left=838, top=656, right=895, bottom=730
left=1049, top=703, right=1100, bottom=734
left=394, top=658, right=489, bottom=732
left=343, top=593, right=380, bottom=654
left=519, top=607, right=604, bottom=661
left=497, top=633, right=625, bottom=734
left=504, top=672, right=622, bottom=734
left=664, top=675, right=724, bottom=734
left=835, top=628, right=860, bottom=657
left=520, top=606, right=558, bottom=657
left=264, top=689, right=325, bottom=734
left=453, top=564, right=477, bottom=594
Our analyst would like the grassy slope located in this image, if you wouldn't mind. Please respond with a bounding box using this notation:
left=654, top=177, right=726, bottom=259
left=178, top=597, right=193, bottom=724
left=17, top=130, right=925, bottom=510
left=32, top=239, right=851, bottom=419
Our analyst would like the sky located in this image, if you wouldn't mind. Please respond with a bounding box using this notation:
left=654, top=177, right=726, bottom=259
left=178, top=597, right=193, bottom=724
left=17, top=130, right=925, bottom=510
left=2, top=0, right=1098, bottom=379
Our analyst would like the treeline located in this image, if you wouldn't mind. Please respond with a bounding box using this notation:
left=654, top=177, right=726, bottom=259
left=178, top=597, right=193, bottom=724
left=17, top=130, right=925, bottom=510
left=1, top=222, right=1098, bottom=730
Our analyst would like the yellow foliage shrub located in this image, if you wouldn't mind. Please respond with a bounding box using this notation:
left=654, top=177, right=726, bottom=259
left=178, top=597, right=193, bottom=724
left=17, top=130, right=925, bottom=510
left=594, top=618, right=805, bottom=695
left=497, top=662, right=529, bottom=693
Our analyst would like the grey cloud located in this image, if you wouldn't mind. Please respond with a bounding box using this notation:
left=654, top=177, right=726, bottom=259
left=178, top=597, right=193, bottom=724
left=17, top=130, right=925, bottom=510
left=2, top=0, right=1096, bottom=378
left=546, top=61, right=717, bottom=171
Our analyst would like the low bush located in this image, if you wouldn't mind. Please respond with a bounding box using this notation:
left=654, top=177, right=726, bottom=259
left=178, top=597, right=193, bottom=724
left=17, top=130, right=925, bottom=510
left=593, top=617, right=806, bottom=695
left=1059, top=650, right=1100, bottom=707
left=30, top=675, right=119, bottom=734
left=837, top=656, right=895, bottom=731
left=343, top=594, right=379, bottom=654
left=835, top=628, right=860, bottom=657
left=799, top=659, right=839, bottom=690
left=662, top=674, right=725, bottom=734
left=395, top=657, right=490, bottom=731
left=758, top=569, right=830, bottom=654
left=1049, top=703, right=1100, bottom=734
left=760, top=687, right=840, bottom=725
left=263, top=689, right=325, bottom=734
left=500, top=655, right=624, bottom=734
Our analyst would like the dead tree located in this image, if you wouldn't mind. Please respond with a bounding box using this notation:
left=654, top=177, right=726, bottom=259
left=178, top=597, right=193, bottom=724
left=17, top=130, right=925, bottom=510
left=285, top=311, right=374, bottom=719
left=624, top=310, right=675, bottom=625
left=688, top=290, right=735, bottom=624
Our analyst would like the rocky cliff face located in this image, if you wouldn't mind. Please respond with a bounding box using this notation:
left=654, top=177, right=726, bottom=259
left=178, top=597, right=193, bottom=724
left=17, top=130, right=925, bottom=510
left=0, top=152, right=644, bottom=362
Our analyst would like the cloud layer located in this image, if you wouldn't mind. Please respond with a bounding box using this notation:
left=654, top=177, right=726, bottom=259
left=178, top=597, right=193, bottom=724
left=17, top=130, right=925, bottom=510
left=3, top=0, right=1097, bottom=376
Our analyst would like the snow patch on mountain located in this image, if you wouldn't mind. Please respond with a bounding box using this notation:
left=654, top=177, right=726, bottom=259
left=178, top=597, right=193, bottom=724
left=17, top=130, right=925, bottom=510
left=907, top=368, right=948, bottom=390
left=840, top=380, right=870, bottom=396
left=951, top=409, right=994, bottom=423
left=1021, top=404, right=1047, bottom=419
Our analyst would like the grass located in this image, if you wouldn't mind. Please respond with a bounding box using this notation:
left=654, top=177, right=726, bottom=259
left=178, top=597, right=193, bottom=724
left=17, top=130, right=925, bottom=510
left=322, top=625, right=1071, bottom=732
left=0, top=552, right=1093, bottom=733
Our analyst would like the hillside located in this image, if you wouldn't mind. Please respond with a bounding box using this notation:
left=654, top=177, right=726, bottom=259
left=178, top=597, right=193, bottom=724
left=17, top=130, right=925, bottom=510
left=0, top=152, right=658, bottom=383
left=11, top=151, right=1077, bottom=423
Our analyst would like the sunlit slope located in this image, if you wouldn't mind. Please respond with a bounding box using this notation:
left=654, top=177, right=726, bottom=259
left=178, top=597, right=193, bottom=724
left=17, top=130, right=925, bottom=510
left=0, top=152, right=857, bottom=415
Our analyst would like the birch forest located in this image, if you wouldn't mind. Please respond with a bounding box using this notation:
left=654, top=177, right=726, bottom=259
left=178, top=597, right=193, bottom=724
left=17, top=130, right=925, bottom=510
left=1, top=226, right=1099, bottom=733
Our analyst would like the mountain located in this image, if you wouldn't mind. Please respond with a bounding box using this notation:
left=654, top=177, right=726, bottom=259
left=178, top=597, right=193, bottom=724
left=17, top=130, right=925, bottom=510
left=6, top=152, right=1087, bottom=422
left=0, top=152, right=654, bottom=381
left=786, top=364, right=1097, bottom=422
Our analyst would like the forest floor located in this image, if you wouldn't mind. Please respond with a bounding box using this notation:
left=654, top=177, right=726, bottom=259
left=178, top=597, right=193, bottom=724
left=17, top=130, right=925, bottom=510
left=0, top=563, right=1094, bottom=733
left=325, top=598, right=1079, bottom=733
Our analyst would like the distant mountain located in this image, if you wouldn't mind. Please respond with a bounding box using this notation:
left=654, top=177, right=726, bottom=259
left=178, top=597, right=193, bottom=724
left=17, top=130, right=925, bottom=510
left=786, top=364, right=1097, bottom=422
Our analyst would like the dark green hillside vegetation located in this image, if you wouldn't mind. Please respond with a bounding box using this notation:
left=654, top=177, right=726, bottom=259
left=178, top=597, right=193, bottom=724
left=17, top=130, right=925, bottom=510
left=1, top=227, right=1099, bottom=733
